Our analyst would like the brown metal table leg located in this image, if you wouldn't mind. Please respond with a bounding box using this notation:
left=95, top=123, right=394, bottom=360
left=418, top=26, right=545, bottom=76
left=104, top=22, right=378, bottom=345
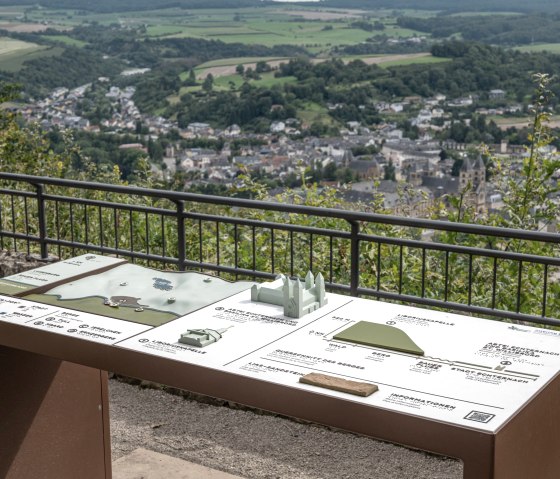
left=0, top=345, right=111, bottom=479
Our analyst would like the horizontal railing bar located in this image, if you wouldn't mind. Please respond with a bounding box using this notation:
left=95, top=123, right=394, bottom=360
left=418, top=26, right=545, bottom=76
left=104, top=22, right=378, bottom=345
left=182, top=212, right=353, bottom=240
left=33, top=238, right=179, bottom=265
left=0, top=231, right=41, bottom=243
left=10, top=190, right=557, bottom=265
left=358, top=233, right=560, bottom=266
left=0, top=188, right=35, bottom=198
left=2, top=172, right=560, bottom=243
left=42, top=194, right=177, bottom=217
left=356, top=288, right=560, bottom=327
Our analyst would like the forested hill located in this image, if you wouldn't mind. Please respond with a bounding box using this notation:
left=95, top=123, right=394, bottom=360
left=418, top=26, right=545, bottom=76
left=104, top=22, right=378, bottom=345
left=1, top=0, right=560, bottom=13
left=316, top=0, right=560, bottom=14
left=0, top=0, right=263, bottom=12
left=398, top=14, right=560, bottom=45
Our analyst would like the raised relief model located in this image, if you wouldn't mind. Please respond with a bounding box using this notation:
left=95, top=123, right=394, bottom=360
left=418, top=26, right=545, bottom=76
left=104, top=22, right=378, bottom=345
left=179, top=327, right=231, bottom=347
left=22, top=263, right=255, bottom=327
left=251, top=271, right=327, bottom=318
left=334, top=321, right=424, bottom=356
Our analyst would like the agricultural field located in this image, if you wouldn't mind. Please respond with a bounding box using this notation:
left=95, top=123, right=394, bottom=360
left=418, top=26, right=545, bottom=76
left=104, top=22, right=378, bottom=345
left=157, top=20, right=375, bottom=53
left=0, top=37, right=59, bottom=72
left=20, top=5, right=431, bottom=55
left=194, top=57, right=290, bottom=79
left=516, top=43, right=560, bottom=54
left=196, top=57, right=291, bottom=68
left=212, top=71, right=298, bottom=90
left=42, top=35, right=88, bottom=47
left=448, top=11, right=523, bottom=16
left=0, top=6, right=25, bottom=21
left=0, top=22, right=51, bottom=32
left=192, top=53, right=447, bottom=81
left=372, top=53, right=450, bottom=68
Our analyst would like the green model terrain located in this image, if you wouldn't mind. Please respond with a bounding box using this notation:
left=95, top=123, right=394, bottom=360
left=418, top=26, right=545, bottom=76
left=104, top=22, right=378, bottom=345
left=24, top=294, right=178, bottom=327
left=25, top=264, right=254, bottom=327
left=334, top=321, right=425, bottom=356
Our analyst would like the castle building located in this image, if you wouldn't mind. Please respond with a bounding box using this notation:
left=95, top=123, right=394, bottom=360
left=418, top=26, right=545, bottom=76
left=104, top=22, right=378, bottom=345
left=251, top=271, right=327, bottom=318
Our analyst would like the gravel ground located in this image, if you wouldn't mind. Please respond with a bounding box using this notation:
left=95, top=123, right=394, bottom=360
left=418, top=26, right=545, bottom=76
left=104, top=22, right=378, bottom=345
left=109, top=379, right=463, bottom=479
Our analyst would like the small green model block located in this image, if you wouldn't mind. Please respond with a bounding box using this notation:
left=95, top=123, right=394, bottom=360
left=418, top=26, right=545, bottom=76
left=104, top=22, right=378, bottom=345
left=178, top=328, right=228, bottom=347
left=334, top=321, right=424, bottom=356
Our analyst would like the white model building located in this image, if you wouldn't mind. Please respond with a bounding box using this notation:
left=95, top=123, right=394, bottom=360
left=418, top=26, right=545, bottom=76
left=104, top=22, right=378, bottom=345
left=251, top=271, right=327, bottom=318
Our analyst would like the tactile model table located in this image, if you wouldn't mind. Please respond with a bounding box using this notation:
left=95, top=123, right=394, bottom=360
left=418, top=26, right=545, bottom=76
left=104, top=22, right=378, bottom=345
left=1, top=254, right=560, bottom=479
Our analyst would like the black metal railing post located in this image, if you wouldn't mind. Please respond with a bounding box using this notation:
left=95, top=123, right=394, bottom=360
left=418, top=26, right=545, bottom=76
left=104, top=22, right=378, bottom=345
left=34, top=182, right=48, bottom=259
left=350, top=220, right=360, bottom=296
left=176, top=200, right=186, bottom=271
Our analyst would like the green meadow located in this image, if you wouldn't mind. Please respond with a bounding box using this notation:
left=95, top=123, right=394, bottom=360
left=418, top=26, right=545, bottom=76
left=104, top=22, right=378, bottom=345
left=22, top=5, right=429, bottom=55
left=297, top=101, right=334, bottom=126
left=211, top=72, right=298, bottom=91
left=160, top=20, right=374, bottom=53
left=0, top=38, right=62, bottom=72
left=196, top=57, right=291, bottom=68
left=43, top=35, right=88, bottom=47
left=378, top=55, right=451, bottom=68
left=516, top=43, right=560, bottom=53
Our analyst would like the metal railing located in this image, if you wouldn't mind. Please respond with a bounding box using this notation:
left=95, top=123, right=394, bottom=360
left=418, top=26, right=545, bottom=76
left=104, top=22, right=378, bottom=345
left=1, top=172, right=559, bottom=327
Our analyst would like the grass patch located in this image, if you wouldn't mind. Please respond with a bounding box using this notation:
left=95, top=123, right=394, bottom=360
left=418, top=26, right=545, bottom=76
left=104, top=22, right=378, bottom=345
left=146, top=25, right=186, bottom=37
left=42, top=35, right=88, bottom=47
left=0, top=45, right=64, bottom=72
left=197, top=56, right=290, bottom=68
left=213, top=74, right=244, bottom=91
left=176, top=72, right=298, bottom=95
left=383, top=24, right=426, bottom=37
left=381, top=55, right=450, bottom=68
left=166, top=94, right=181, bottom=105
left=449, top=11, right=523, bottom=17
left=516, top=43, right=560, bottom=53
left=211, top=72, right=298, bottom=90
left=253, top=72, right=297, bottom=88
left=298, top=101, right=333, bottom=126
left=0, top=38, right=64, bottom=72
left=0, top=37, right=41, bottom=56
left=0, top=7, right=26, bottom=16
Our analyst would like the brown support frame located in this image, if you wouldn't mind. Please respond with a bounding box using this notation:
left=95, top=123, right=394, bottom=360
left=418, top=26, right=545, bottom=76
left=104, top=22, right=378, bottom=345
left=0, top=344, right=111, bottom=479
left=1, top=320, right=560, bottom=479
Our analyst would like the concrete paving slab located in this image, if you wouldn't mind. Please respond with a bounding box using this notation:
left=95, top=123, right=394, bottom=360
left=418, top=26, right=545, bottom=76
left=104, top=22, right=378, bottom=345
left=113, top=448, right=246, bottom=479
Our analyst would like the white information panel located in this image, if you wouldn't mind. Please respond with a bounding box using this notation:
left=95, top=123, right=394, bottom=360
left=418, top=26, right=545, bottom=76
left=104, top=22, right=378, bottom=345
left=117, top=290, right=560, bottom=433
left=0, top=295, right=151, bottom=345
left=3, top=254, right=124, bottom=287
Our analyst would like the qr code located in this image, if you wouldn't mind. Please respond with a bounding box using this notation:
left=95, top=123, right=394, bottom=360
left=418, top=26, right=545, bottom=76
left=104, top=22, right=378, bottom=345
left=464, top=411, right=495, bottom=423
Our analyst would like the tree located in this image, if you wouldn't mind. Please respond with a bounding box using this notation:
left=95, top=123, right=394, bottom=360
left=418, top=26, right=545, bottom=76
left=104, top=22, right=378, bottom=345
left=255, top=61, right=271, bottom=74
left=148, top=138, right=164, bottom=163
left=491, top=74, right=560, bottom=231
left=185, top=69, right=197, bottom=86
left=236, top=64, right=245, bottom=76
left=202, top=73, right=214, bottom=93
left=384, top=159, right=396, bottom=181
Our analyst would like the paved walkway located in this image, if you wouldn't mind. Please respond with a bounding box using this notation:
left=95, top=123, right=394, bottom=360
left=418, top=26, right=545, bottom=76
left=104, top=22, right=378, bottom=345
left=110, top=379, right=463, bottom=479
left=113, top=449, right=245, bottom=479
